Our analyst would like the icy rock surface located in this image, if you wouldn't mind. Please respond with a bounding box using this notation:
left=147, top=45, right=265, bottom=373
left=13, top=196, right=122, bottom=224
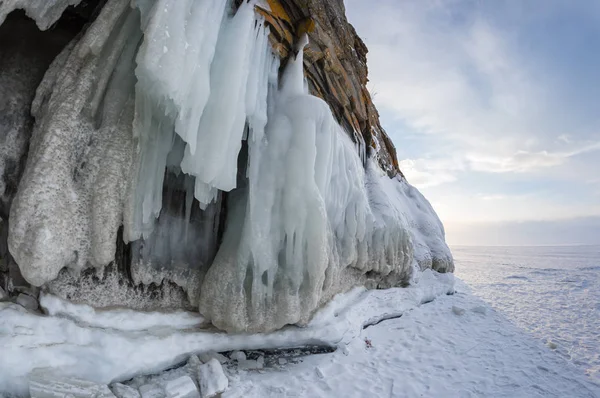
left=8, top=0, right=140, bottom=286
left=0, top=0, right=82, bottom=30
left=198, top=34, right=420, bottom=332
left=4, top=0, right=452, bottom=332
left=197, top=359, right=228, bottom=398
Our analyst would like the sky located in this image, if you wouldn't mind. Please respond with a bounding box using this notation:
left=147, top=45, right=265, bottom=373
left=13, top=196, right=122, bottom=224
left=345, top=0, right=600, bottom=246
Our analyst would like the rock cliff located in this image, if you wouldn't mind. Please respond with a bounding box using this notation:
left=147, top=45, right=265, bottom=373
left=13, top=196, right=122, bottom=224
left=0, top=0, right=453, bottom=333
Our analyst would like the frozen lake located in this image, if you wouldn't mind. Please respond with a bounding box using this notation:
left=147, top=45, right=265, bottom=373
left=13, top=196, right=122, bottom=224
left=454, top=245, right=600, bottom=382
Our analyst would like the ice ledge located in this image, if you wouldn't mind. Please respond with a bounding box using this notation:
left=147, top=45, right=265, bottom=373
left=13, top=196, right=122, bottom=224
left=0, top=270, right=453, bottom=396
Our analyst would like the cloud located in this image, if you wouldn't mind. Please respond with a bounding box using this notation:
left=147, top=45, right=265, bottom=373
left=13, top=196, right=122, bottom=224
left=467, top=141, right=600, bottom=173
left=399, top=157, right=464, bottom=187
left=345, top=0, right=600, bottom=240
left=446, top=217, right=600, bottom=246
left=346, top=0, right=599, bottom=167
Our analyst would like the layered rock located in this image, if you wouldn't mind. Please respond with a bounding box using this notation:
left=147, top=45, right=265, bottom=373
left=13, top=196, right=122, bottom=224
left=0, top=0, right=453, bottom=332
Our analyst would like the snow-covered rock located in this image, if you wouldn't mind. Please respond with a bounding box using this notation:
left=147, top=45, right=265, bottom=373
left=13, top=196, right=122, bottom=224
left=110, top=383, right=141, bottom=398
left=29, top=369, right=115, bottom=398
left=197, top=359, right=228, bottom=398
left=164, top=376, right=199, bottom=398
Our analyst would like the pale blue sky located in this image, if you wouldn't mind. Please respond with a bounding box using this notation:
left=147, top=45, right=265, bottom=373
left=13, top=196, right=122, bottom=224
left=345, top=0, right=600, bottom=245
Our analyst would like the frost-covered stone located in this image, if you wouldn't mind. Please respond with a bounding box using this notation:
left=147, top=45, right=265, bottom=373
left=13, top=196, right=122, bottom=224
left=29, top=369, right=116, bottom=398
left=16, top=293, right=38, bottom=311
left=110, top=383, right=141, bottom=398
left=197, top=359, right=228, bottom=398
left=164, top=376, right=199, bottom=398
left=198, top=351, right=228, bottom=365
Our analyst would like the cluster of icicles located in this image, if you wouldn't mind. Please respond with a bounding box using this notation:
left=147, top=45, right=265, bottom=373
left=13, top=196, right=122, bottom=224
left=6, top=0, right=451, bottom=332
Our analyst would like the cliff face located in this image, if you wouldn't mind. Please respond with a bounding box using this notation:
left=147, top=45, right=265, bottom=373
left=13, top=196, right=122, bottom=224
left=0, top=0, right=453, bottom=333
left=256, top=0, right=400, bottom=176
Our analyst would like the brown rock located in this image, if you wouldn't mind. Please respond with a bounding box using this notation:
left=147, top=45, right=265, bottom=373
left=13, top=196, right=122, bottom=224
left=254, top=0, right=402, bottom=176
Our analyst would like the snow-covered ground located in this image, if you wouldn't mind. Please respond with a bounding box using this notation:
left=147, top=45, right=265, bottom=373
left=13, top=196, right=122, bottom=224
left=454, top=245, right=600, bottom=382
left=223, top=279, right=600, bottom=398
left=1, top=270, right=599, bottom=397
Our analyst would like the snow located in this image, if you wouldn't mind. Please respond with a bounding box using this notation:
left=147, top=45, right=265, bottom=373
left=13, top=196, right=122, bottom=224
left=221, top=280, right=600, bottom=398
left=454, top=245, right=600, bottom=383
left=197, top=359, right=228, bottom=398
left=0, top=269, right=453, bottom=396
left=2, top=271, right=598, bottom=397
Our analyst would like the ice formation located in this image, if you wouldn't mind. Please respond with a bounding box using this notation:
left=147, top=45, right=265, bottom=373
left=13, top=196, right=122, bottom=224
left=3, top=0, right=453, bottom=332
left=0, top=0, right=82, bottom=30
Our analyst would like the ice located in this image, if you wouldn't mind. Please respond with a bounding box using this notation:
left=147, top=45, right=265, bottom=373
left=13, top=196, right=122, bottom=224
left=0, top=0, right=82, bottom=30
left=8, top=0, right=140, bottom=286
left=237, top=359, right=263, bottom=371
left=180, top=1, right=268, bottom=204
left=0, top=269, right=453, bottom=396
left=197, top=359, right=228, bottom=398
left=164, top=376, right=199, bottom=398
left=40, top=293, right=204, bottom=331
left=29, top=368, right=115, bottom=398
left=199, top=34, right=421, bottom=332
left=229, top=351, right=246, bottom=362
left=5, top=0, right=452, bottom=333
left=139, top=383, right=164, bottom=398
left=198, top=351, right=228, bottom=365
left=111, top=383, right=142, bottom=398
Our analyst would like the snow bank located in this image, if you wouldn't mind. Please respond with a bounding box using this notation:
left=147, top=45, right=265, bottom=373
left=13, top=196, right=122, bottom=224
left=0, top=270, right=454, bottom=396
